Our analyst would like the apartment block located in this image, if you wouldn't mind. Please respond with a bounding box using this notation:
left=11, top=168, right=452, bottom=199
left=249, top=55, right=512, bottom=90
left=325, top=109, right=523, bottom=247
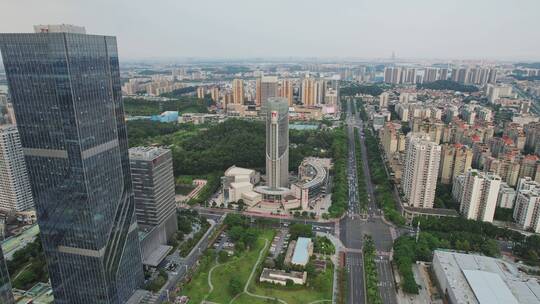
left=497, top=182, right=516, bottom=209
left=401, top=134, right=441, bottom=208
left=457, top=169, right=501, bottom=222
left=439, top=143, right=473, bottom=184
left=514, top=187, right=540, bottom=233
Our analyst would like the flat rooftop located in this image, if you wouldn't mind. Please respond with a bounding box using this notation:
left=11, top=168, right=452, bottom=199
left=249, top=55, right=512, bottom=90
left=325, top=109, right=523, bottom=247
left=142, top=245, right=172, bottom=267
left=129, top=146, right=169, bottom=161
left=434, top=250, right=540, bottom=304
left=291, top=237, right=312, bottom=266
left=261, top=268, right=305, bottom=280
left=225, top=166, right=255, bottom=177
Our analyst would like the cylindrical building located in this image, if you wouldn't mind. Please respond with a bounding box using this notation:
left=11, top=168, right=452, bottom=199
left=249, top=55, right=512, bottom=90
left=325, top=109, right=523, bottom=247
left=264, top=98, right=289, bottom=189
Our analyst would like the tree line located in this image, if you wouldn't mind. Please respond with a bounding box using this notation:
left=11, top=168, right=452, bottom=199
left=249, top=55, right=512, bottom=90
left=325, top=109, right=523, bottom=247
left=417, top=80, right=479, bottom=93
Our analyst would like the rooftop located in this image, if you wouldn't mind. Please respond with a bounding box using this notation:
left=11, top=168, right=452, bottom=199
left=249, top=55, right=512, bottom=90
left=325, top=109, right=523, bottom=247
left=129, top=146, right=169, bottom=161
left=225, top=166, right=255, bottom=177
left=33, top=24, right=86, bottom=34
left=261, top=268, right=305, bottom=280
left=291, top=237, right=312, bottom=266
left=434, top=250, right=540, bottom=304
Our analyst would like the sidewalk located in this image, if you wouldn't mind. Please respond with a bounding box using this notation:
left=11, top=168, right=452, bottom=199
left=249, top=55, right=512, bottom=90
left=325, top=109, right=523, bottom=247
left=317, top=231, right=343, bottom=304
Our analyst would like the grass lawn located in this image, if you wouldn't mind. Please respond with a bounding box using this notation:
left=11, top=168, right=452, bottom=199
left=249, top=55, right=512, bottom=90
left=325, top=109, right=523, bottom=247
left=181, top=230, right=275, bottom=303
left=248, top=262, right=334, bottom=304
left=206, top=230, right=275, bottom=303
left=232, top=294, right=280, bottom=304
left=179, top=251, right=214, bottom=303
left=181, top=229, right=334, bottom=304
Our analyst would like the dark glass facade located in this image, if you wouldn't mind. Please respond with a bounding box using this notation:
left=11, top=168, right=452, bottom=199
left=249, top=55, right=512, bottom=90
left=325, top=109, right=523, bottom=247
left=0, top=32, right=144, bottom=303
left=0, top=246, right=14, bottom=304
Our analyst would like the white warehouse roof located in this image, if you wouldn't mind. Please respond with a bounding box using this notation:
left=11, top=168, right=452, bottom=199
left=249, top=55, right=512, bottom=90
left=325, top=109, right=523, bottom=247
left=433, top=250, right=540, bottom=304
left=463, top=270, right=518, bottom=304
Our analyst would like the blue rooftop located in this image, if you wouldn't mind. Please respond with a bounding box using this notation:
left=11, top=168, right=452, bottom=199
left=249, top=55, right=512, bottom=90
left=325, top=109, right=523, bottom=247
left=291, top=237, right=312, bottom=266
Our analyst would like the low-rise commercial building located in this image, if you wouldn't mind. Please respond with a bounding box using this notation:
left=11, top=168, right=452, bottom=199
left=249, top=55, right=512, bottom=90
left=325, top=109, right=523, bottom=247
left=291, top=157, right=331, bottom=210
left=433, top=250, right=540, bottom=304
left=221, top=166, right=261, bottom=206
left=259, top=268, right=307, bottom=286
left=291, top=237, right=313, bottom=267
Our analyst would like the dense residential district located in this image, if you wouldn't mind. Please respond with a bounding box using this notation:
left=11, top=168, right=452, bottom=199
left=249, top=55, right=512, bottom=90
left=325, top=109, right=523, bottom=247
left=2, top=24, right=540, bottom=304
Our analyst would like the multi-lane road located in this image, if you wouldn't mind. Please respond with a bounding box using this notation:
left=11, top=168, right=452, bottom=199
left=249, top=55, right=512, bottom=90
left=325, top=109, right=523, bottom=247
left=161, top=98, right=398, bottom=304
left=340, top=98, right=398, bottom=304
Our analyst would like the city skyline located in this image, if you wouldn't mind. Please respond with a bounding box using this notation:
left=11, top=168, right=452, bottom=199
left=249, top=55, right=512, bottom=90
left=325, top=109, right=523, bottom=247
left=0, top=0, right=540, bottom=300
left=1, top=0, right=540, bottom=61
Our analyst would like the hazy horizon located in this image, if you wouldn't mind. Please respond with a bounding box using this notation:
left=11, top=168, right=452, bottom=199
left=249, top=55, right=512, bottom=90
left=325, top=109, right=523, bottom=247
left=1, top=0, right=540, bottom=61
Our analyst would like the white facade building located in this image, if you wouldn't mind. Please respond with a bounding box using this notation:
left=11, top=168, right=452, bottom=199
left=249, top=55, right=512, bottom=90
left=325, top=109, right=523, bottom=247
left=0, top=125, right=34, bottom=212
left=513, top=177, right=540, bottom=232
left=433, top=250, right=539, bottom=304
left=497, top=182, right=516, bottom=209
left=401, top=134, right=441, bottom=208
left=457, top=169, right=501, bottom=223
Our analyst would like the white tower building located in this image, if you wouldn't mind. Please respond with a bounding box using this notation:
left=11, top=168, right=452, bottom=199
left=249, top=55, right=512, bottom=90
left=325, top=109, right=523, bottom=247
left=0, top=125, right=34, bottom=211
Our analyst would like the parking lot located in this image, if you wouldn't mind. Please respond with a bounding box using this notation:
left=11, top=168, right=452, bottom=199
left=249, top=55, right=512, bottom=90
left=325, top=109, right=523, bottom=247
left=269, top=228, right=289, bottom=258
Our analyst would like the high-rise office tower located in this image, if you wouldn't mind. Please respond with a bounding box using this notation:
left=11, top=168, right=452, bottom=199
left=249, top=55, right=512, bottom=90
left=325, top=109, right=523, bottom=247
left=264, top=98, right=289, bottom=189
left=279, top=79, right=294, bottom=106
left=0, top=25, right=144, bottom=303
left=0, top=246, right=14, bottom=304
left=0, top=125, right=34, bottom=212
left=457, top=169, right=501, bottom=222
left=232, top=79, right=244, bottom=104
left=401, top=134, right=441, bottom=208
left=256, top=76, right=278, bottom=107
left=301, top=78, right=315, bottom=106
left=129, top=147, right=178, bottom=241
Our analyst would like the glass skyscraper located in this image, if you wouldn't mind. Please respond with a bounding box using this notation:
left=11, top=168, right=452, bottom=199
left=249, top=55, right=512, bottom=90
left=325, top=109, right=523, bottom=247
left=0, top=246, right=14, bottom=304
left=0, top=26, right=144, bottom=303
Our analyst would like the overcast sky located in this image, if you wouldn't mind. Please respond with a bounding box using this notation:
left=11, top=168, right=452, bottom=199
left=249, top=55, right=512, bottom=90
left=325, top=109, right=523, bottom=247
left=1, top=0, right=539, bottom=61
